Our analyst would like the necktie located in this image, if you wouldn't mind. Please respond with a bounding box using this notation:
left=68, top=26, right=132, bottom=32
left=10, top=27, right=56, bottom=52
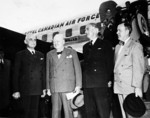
left=31, top=51, right=35, bottom=55
left=57, top=51, right=62, bottom=55
left=119, top=41, right=125, bottom=46
left=90, top=40, right=93, bottom=46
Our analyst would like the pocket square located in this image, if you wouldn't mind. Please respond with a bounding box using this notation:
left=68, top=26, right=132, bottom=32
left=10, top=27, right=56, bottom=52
left=66, top=55, right=72, bottom=58
left=98, top=48, right=101, bottom=50
left=124, top=53, right=128, bottom=56
left=40, top=58, right=44, bottom=60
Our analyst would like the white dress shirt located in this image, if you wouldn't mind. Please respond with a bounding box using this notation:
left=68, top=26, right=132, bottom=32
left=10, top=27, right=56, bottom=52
left=118, top=37, right=130, bottom=54
left=27, top=48, right=35, bottom=54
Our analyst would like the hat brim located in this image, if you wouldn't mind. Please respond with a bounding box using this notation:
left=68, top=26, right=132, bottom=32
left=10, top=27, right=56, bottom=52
left=123, top=93, right=146, bottom=117
left=70, top=92, right=84, bottom=109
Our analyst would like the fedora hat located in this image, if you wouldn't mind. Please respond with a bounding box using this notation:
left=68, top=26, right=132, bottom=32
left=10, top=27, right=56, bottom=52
left=70, top=91, right=84, bottom=110
left=123, top=93, right=146, bottom=117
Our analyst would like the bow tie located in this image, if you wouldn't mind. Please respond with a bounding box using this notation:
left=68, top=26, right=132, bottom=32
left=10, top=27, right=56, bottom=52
left=119, top=41, right=125, bottom=46
left=57, top=51, right=62, bottom=55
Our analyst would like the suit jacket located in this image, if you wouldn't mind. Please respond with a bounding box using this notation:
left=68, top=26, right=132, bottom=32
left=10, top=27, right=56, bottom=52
left=83, top=38, right=114, bottom=88
left=114, top=39, right=145, bottom=95
left=13, top=49, right=46, bottom=95
left=46, top=48, right=82, bottom=93
left=142, top=56, right=149, bottom=93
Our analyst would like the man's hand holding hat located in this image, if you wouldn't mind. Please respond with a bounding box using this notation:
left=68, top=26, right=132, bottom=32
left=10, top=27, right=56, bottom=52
left=74, top=86, right=81, bottom=94
left=123, top=93, right=146, bottom=117
left=70, top=90, right=84, bottom=110
left=135, top=87, right=143, bottom=98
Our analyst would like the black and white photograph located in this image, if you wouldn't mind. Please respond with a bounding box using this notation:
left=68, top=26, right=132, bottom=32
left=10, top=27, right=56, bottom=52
left=0, top=0, right=150, bottom=118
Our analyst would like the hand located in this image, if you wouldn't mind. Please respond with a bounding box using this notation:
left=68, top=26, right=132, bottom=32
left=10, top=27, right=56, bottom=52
left=47, top=89, right=51, bottom=96
left=108, top=81, right=112, bottom=88
left=12, top=92, right=20, bottom=99
left=135, top=88, right=143, bottom=98
left=41, top=89, right=47, bottom=98
left=0, top=59, right=4, bottom=64
left=146, top=66, right=150, bottom=72
left=74, top=86, right=81, bottom=94
left=144, top=30, right=149, bottom=36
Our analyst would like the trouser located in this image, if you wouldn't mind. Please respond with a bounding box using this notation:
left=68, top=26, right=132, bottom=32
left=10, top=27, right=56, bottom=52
left=84, top=88, right=111, bottom=118
left=118, top=94, right=133, bottom=118
left=51, top=92, right=73, bottom=118
left=19, top=95, right=40, bottom=118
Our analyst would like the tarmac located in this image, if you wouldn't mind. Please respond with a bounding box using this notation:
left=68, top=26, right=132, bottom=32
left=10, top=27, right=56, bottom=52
left=0, top=102, right=150, bottom=118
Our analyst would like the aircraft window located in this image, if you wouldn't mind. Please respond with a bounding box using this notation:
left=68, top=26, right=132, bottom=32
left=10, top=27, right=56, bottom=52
left=42, top=34, right=47, bottom=42
left=66, top=29, right=72, bottom=37
left=53, top=32, right=59, bottom=38
left=80, top=25, right=86, bottom=34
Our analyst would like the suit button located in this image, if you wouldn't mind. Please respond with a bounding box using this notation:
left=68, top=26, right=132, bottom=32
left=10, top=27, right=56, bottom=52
left=94, top=69, right=96, bottom=71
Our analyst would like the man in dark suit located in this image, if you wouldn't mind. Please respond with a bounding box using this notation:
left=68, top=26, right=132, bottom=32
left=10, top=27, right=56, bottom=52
left=83, top=23, right=114, bottom=118
left=12, top=34, right=46, bottom=118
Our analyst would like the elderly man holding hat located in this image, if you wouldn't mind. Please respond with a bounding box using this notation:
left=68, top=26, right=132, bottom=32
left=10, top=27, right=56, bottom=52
left=46, top=33, right=82, bottom=118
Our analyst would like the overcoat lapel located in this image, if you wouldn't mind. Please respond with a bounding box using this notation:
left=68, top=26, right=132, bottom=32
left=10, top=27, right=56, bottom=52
left=25, top=49, right=35, bottom=61
left=114, top=45, right=120, bottom=63
left=51, top=49, right=59, bottom=65
left=115, top=39, right=132, bottom=68
left=51, top=48, right=68, bottom=69
left=56, top=49, right=67, bottom=68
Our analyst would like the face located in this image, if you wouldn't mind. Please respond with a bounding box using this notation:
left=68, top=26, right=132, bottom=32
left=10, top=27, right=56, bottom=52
left=25, top=37, right=37, bottom=49
left=85, top=25, right=95, bottom=40
left=117, top=23, right=129, bottom=41
left=53, top=34, right=65, bottom=50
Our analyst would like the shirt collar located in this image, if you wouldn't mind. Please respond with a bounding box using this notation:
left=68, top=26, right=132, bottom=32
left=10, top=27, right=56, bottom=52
left=27, top=48, right=35, bottom=53
left=91, top=37, right=97, bottom=45
left=124, top=37, right=130, bottom=45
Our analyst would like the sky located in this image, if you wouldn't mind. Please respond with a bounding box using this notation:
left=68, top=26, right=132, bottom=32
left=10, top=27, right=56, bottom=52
left=0, top=0, right=136, bottom=34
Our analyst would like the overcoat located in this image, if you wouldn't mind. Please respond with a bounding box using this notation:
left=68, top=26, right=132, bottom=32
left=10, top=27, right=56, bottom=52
left=13, top=49, right=45, bottom=95
left=83, top=38, right=114, bottom=88
left=114, top=39, right=145, bottom=94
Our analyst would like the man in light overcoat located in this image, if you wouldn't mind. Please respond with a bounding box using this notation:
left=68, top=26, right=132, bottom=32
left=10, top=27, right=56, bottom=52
left=114, top=20, right=145, bottom=118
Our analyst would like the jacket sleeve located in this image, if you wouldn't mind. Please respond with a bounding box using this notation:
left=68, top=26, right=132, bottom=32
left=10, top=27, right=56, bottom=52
left=132, top=43, right=145, bottom=88
left=46, top=52, right=51, bottom=89
left=41, top=53, right=46, bottom=90
left=12, top=52, right=21, bottom=92
left=105, top=41, right=114, bottom=81
left=72, top=49, right=82, bottom=88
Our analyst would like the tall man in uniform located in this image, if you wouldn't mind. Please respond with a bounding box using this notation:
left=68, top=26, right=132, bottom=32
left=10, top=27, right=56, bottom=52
left=83, top=23, right=114, bottom=118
